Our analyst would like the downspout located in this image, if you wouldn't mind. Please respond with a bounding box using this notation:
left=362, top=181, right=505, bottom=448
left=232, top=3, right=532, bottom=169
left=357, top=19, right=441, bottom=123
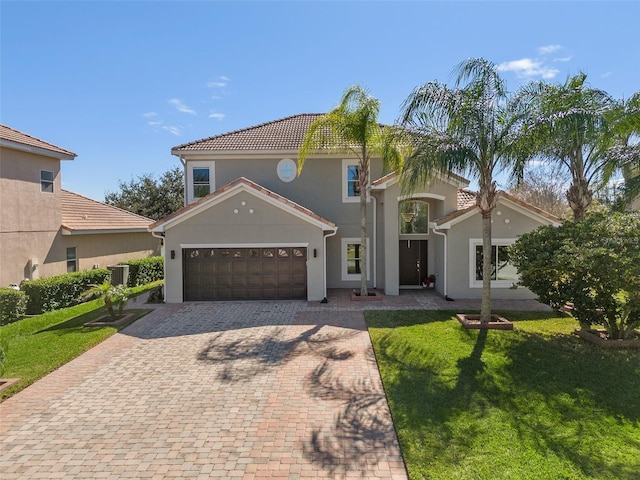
left=430, top=223, right=448, bottom=298
left=372, top=195, right=377, bottom=289
left=323, top=227, right=339, bottom=301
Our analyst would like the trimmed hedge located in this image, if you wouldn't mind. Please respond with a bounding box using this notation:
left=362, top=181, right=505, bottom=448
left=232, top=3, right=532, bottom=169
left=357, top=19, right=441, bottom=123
left=21, top=269, right=111, bottom=315
left=121, top=256, right=164, bottom=287
left=0, top=288, right=28, bottom=325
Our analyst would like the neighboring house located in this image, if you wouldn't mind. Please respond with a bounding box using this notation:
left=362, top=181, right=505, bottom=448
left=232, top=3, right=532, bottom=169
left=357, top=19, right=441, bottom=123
left=0, top=124, right=160, bottom=287
left=150, top=114, right=560, bottom=303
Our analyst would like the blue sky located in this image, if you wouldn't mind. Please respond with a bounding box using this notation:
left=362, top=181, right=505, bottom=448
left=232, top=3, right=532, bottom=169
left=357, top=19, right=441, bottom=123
left=2, top=0, right=639, bottom=201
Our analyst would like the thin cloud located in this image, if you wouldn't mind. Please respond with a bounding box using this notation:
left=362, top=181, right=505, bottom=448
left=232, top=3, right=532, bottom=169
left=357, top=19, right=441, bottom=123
left=207, top=75, right=230, bottom=88
left=209, top=111, right=225, bottom=120
left=553, top=55, right=573, bottom=62
left=162, top=125, right=182, bottom=136
left=169, top=98, right=196, bottom=115
left=601, top=71, right=612, bottom=78
left=538, top=44, right=562, bottom=55
left=497, top=58, right=559, bottom=79
left=147, top=121, right=162, bottom=126
left=143, top=111, right=158, bottom=118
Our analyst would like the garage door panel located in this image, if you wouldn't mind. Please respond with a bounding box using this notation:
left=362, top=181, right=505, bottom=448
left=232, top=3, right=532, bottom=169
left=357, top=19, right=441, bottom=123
left=184, top=247, right=307, bottom=301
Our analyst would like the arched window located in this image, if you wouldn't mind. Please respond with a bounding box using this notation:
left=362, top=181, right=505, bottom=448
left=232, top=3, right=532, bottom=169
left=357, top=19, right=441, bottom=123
left=399, top=200, right=429, bottom=235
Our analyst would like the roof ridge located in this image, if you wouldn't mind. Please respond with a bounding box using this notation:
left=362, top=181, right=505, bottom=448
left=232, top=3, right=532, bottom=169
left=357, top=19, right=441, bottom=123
left=171, top=113, right=325, bottom=151
left=0, top=124, right=77, bottom=156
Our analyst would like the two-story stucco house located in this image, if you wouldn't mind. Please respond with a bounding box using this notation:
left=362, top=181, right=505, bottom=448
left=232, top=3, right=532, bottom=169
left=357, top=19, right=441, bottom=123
left=0, top=124, right=160, bottom=287
left=150, top=114, right=559, bottom=303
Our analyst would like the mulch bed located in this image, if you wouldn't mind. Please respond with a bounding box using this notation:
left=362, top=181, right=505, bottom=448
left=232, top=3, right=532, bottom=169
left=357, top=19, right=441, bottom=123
left=456, top=313, right=514, bottom=330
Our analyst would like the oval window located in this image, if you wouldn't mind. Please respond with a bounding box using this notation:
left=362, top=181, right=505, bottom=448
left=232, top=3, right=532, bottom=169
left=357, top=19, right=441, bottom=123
left=277, top=158, right=297, bottom=182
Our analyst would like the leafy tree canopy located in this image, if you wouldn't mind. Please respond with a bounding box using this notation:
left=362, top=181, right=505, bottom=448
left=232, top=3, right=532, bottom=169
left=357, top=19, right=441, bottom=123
left=104, top=167, right=184, bottom=221
left=510, top=211, right=640, bottom=339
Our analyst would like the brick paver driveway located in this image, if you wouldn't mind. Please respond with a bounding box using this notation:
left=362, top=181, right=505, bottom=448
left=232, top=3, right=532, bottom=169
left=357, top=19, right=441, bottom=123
left=0, top=299, right=409, bottom=479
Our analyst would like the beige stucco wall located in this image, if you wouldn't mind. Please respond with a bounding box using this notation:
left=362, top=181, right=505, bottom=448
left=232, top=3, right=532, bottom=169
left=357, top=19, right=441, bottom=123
left=1, top=147, right=63, bottom=286
left=1, top=229, right=160, bottom=286
left=162, top=190, right=330, bottom=302
left=444, top=201, right=548, bottom=300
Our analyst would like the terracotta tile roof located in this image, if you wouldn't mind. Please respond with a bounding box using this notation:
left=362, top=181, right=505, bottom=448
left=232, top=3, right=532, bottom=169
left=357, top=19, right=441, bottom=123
left=0, top=124, right=76, bottom=158
left=61, top=190, right=154, bottom=234
left=457, top=189, right=477, bottom=209
left=150, top=177, right=336, bottom=231
left=172, top=114, right=326, bottom=152
left=435, top=190, right=560, bottom=227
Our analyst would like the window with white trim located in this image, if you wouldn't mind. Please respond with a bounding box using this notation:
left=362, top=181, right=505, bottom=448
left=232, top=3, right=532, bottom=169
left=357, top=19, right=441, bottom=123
left=277, top=158, right=297, bottom=182
left=469, top=239, right=518, bottom=288
left=342, top=159, right=369, bottom=203
left=41, top=170, right=54, bottom=193
left=341, top=237, right=370, bottom=281
left=66, top=247, right=77, bottom=273
left=187, top=161, right=215, bottom=204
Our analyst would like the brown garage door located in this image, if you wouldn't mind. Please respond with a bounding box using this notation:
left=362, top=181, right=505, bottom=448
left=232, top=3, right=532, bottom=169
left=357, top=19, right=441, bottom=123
left=183, top=247, right=307, bottom=301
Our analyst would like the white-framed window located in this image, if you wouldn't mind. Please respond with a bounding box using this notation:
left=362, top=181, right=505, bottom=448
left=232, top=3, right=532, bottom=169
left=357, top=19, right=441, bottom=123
left=66, top=247, right=77, bottom=273
left=277, top=158, right=297, bottom=182
left=40, top=170, right=54, bottom=193
left=187, top=161, right=215, bottom=204
left=342, top=159, right=369, bottom=203
left=341, top=237, right=371, bottom=281
left=469, top=238, right=518, bottom=288
left=399, top=200, right=429, bottom=235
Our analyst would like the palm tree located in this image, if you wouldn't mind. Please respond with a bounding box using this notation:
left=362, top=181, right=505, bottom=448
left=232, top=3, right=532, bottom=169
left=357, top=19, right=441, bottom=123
left=606, top=91, right=640, bottom=209
left=396, top=58, right=531, bottom=322
left=298, top=85, right=403, bottom=296
left=519, top=73, right=618, bottom=220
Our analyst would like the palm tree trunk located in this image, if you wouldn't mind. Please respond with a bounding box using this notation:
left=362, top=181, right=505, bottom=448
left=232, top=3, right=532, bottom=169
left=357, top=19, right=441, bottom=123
left=481, top=210, right=492, bottom=322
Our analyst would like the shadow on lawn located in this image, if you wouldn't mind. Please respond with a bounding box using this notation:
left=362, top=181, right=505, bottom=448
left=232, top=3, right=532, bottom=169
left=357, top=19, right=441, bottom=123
left=372, top=317, right=640, bottom=479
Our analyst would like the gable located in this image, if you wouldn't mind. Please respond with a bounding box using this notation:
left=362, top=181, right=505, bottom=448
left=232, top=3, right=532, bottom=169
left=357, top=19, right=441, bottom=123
left=150, top=177, right=336, bottom=232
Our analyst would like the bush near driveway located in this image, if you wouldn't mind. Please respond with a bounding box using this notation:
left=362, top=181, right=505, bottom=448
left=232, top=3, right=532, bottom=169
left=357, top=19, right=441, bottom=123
left=0, top=288, right=27, bottom=325
left=366, top=310, right=640, bottom=480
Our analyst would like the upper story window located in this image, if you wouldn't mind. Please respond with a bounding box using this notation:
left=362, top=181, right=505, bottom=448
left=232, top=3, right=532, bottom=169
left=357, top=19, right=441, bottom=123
left=399, top=200, right=429, bottom=235
left=277, top=158, right=297, bottom=182
left=342, top=159, right=368, bottom=203
left=186, top=161, right=215, bottom=204
left=41, top=170, right=54, bottom=193
left=193, top=168, right=210, bottom=198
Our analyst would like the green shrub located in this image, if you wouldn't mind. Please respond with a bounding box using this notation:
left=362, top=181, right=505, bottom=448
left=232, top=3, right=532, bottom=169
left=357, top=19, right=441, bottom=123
left=121, top=256, right=164, bottom=287
left=21, top=269, right=111, bottom=315
left=510, top=212, right=640, bottom=339
left=0, top=288, right=28, bottom=325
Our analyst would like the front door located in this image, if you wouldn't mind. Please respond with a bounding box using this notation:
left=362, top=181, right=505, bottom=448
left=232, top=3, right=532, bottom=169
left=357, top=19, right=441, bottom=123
left=399, top=240, right=427, bottom=286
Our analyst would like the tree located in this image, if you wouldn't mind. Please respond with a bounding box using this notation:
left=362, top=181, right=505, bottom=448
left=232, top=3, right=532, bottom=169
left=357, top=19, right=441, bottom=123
left=104, top=167, right=184, bottom=220
left=519, top=73, right=619, bottom=220
left=298, top=85, right=403, bottom=297
left=508, top=163, right=572, bottom=219
left=510, top=212, right=640, bottom=340
left=606, top=91, right=640, bottom=209
left=396, top=58, right=531, bottom=322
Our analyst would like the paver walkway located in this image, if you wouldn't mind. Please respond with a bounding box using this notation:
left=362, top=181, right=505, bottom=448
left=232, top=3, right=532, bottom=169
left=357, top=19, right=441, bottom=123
left=0, top=290, right=549, bottom=479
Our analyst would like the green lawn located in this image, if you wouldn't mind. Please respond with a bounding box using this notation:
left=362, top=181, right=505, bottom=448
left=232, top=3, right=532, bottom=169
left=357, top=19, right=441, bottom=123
left=366, top=310, right=640, bottom=480
left=0, top=281, right=161, bottom=401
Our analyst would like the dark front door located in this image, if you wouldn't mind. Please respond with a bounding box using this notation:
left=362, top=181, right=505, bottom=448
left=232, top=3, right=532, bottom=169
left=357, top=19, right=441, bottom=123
left=399, top=240, right=427, bottom=286
left=183, top=247, right=307, bottom=301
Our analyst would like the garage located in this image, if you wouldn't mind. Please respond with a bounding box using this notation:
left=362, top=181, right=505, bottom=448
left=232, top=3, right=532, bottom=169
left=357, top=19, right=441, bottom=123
left=183, top=246, right=307, bottom=301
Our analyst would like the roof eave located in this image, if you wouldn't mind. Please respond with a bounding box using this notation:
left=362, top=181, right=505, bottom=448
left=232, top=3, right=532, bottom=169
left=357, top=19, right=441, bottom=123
left=1, top=139, right=76, bottom=160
